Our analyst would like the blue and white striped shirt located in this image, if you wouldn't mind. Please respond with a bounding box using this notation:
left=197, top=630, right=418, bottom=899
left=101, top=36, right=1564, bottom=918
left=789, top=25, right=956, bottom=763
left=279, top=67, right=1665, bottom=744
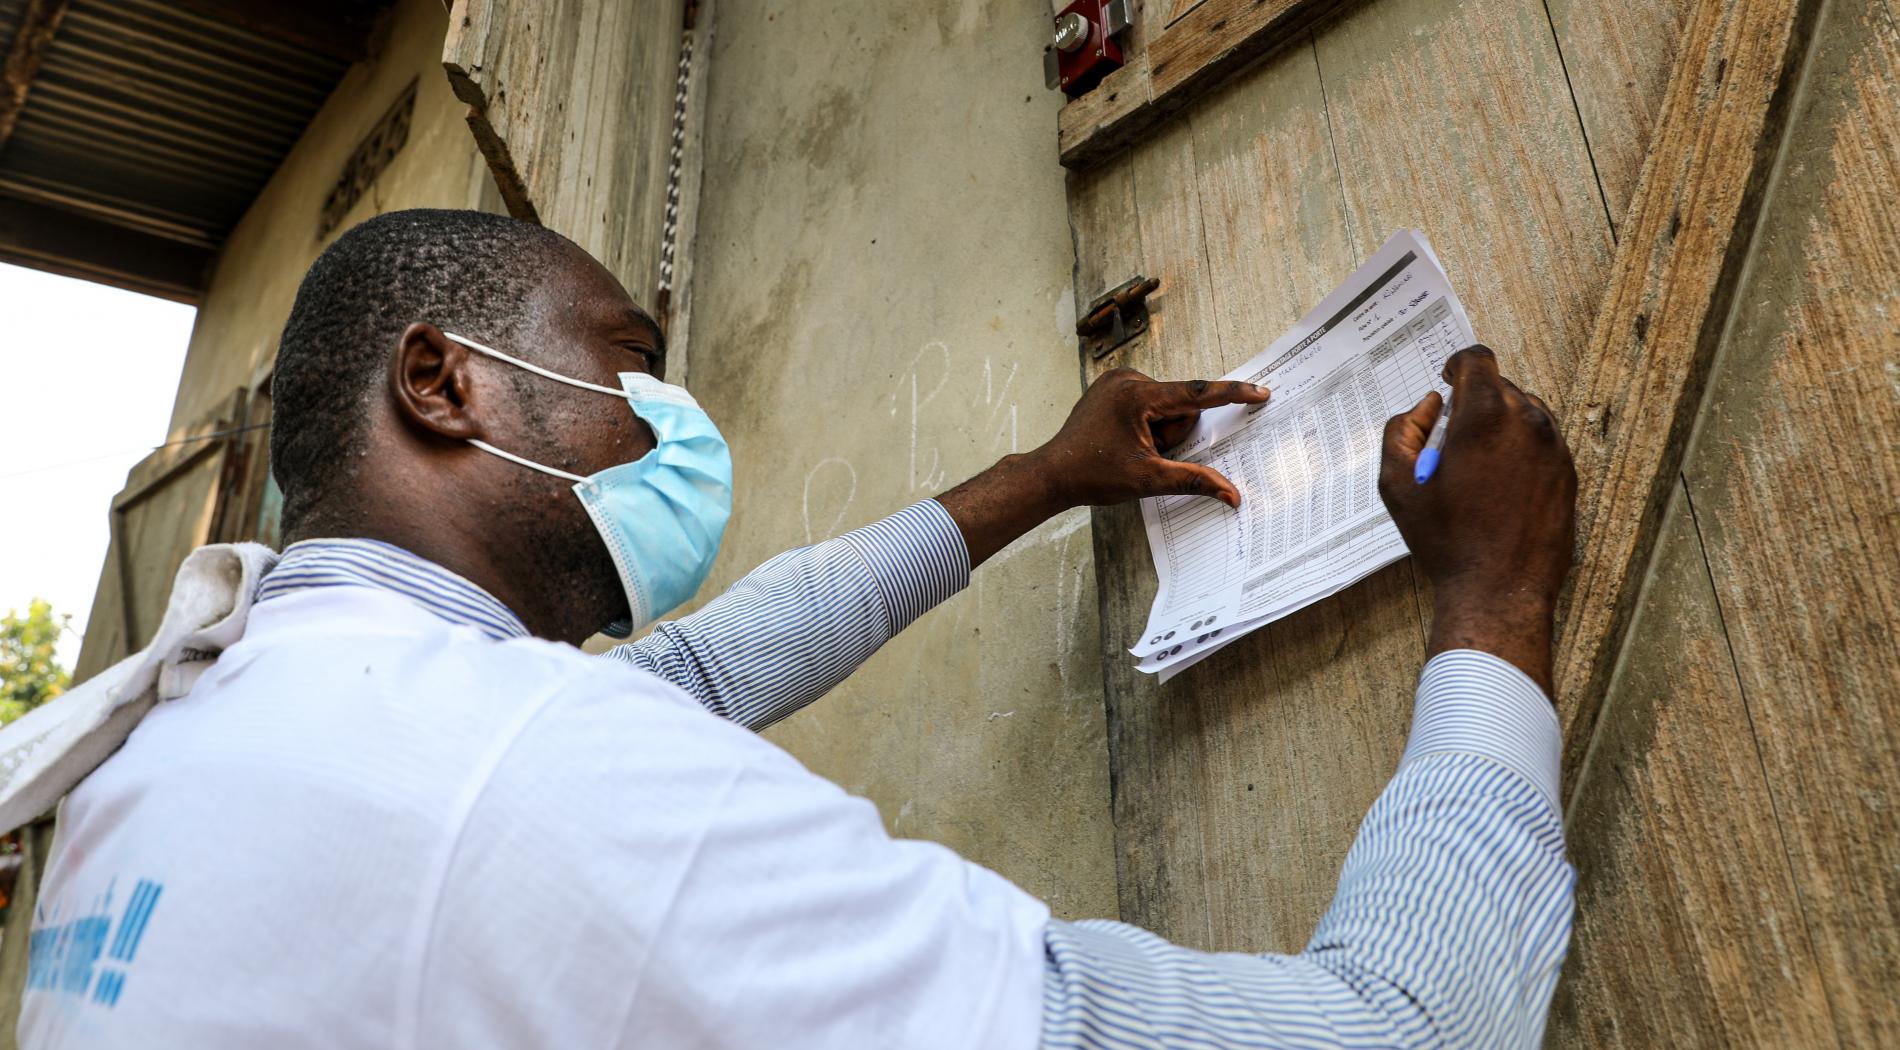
left=256, top=499, right=1573, bottom=1049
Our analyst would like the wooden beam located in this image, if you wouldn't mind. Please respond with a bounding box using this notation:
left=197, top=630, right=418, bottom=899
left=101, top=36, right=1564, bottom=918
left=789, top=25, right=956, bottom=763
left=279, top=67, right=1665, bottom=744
left=1553, top=0, right=1825, bottom=787
left=0, top=173, right=219, bottom=250
left=0, top=194, right=209, bottom=302
left=0, top=0, right=67, bottom=153
left=167, top=0, right=383, bottom=64
left=1055, top=0, right=1359, bottom=170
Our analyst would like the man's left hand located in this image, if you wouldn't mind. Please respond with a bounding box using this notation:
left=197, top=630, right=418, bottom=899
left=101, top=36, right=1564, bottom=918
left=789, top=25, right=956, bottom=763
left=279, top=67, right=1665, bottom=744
left=1027, top=368, right=1270, bottom=510
left=936, top=369, right=1268, bottom=568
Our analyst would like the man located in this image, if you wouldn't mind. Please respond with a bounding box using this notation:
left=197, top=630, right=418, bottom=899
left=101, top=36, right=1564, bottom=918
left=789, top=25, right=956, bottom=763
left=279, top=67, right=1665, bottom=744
left=20, top=209, right=1577, bottom=1047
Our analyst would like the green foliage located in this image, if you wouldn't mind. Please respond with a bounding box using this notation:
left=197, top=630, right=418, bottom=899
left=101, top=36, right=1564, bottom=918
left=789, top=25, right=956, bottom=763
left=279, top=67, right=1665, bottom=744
left=0, top=599, right=71, bottom=726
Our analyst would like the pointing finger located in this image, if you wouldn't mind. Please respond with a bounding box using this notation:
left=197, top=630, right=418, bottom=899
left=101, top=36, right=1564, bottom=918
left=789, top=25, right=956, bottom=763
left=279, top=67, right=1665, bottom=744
left=1154, top=379, right=1271, bottom=414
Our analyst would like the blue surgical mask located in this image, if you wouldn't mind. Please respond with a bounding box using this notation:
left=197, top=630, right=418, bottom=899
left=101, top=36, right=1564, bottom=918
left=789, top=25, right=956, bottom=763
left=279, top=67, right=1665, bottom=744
left=442, top=331, right=733, bottom=637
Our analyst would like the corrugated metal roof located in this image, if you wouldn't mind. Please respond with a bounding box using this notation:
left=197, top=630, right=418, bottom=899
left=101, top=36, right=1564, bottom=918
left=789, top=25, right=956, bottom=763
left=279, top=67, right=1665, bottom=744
left=0, top=0, right=383, bottom=298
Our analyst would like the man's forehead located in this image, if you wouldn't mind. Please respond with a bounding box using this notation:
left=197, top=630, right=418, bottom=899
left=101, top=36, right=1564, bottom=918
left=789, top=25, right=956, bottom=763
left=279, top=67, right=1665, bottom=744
left=533, top=243, right=660, bottom=339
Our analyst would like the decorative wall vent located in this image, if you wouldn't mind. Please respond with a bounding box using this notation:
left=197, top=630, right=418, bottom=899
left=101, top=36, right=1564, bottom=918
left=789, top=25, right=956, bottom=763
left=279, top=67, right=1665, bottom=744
left=318, top=78, right=417, bottom=238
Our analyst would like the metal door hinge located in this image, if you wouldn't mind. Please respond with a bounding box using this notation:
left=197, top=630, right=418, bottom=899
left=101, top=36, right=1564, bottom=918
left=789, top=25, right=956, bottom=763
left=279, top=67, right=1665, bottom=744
left=1077, top=275, right=1159, bottom=359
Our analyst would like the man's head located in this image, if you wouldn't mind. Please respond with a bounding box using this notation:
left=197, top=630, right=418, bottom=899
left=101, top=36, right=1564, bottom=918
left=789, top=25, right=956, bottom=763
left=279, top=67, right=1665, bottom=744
left=271, top=208, right=669, bottom=641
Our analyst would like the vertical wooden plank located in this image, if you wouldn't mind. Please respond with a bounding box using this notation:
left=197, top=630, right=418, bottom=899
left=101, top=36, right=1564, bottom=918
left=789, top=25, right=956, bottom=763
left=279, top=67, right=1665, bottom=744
left=1552, top=0, right=1825, bottom=779
left=684, top=0, right=1120, bottom=917
left=1067, top=157, right=1142, bottom=335
left=1314, top=0, right=1614, bottom=407
left=1551, top=483, right=1839, bottom=1048
left=1675, top=0, right=1900, bottom=1038
left=1191, top=42, right=1356, bottom=355
left=1546, top=0, right=1696, bottom=231
left=1066, top=151, right=1171, bottom=932
left=1094, top=116, right=1228, bottom=947
left=1125, top=118, right=1226, bottom=379
left=70, top=537, right=127, bottom=684
left=0, top=820, right=55, bottom=1050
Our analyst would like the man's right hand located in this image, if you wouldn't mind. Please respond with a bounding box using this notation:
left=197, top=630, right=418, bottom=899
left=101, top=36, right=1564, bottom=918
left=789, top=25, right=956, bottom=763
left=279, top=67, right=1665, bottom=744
left=1377, top=346, right=1578, bottom=697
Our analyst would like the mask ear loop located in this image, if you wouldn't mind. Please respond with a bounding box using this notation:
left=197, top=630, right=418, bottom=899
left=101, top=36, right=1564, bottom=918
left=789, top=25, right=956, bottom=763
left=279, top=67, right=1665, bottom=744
left=467, top=439, right=590, bottom=484
left=441, top=331, right=626, bottom=398
left=443, top=330, right=631, bottom=485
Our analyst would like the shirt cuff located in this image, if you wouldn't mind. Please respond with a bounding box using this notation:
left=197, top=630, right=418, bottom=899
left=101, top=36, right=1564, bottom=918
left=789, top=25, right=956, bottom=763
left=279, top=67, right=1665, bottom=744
left=836, top=500, right=971, bottom=635
left=1399, top=649, right=1563, bottom=815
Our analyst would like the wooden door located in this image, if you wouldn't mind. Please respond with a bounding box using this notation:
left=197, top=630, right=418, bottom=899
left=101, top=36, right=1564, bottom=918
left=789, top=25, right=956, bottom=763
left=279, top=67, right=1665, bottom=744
left=1059, top=0, right=1898, bottom=1044
left=71, top=386, right=269, bottom=682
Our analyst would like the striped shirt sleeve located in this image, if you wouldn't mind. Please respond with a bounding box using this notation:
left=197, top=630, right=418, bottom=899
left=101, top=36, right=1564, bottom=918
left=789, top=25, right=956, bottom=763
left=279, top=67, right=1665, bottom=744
left=601, top=500, right=970, bottom=731
left=1041, top=650, right=1573, bottom=1049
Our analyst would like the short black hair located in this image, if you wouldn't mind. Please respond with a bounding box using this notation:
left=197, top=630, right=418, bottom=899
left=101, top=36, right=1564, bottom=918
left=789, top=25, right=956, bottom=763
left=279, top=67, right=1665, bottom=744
left=270, top=208, right=574, bottom=531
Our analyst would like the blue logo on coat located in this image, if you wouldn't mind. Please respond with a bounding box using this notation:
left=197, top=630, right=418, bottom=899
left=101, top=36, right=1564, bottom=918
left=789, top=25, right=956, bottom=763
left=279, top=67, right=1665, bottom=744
left=26, top=878, right=163, bottom=1008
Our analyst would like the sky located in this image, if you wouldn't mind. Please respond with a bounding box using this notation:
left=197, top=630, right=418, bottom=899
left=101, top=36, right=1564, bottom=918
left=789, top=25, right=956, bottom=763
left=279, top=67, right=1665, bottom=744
left=1, top=262, right=195, bottom=668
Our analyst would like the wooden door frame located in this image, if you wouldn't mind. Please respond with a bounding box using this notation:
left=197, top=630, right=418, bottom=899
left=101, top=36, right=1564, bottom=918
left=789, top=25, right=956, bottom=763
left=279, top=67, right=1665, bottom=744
left=106, top=387, right=255, bottom=650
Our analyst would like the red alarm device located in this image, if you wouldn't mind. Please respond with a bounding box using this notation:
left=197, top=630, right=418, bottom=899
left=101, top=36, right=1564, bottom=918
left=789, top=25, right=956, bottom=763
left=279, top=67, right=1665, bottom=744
left=1044, top=0, right=1134, bottom=98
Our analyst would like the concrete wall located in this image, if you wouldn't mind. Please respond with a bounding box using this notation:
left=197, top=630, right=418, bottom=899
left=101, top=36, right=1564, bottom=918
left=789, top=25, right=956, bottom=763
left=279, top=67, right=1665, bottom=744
left=683, top=0, right=1116, bottom=917
left=162, top=0, right=498, bottom=437
left=115, top=0, right=1118, bottom=919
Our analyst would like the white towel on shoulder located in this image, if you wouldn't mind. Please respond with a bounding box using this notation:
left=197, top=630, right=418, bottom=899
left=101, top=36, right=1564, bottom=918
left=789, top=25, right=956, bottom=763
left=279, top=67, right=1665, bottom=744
left=0, top=543, right=278, bottom=833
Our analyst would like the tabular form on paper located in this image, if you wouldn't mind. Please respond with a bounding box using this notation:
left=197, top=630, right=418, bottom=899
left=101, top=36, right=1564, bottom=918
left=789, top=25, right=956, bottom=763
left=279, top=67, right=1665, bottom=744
left=1131, top=231, right=1477, bottom=682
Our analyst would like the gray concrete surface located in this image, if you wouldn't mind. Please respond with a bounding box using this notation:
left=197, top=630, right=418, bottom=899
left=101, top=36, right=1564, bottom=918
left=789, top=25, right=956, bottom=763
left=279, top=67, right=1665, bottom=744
left=683, top=0, right=1117, bottom=917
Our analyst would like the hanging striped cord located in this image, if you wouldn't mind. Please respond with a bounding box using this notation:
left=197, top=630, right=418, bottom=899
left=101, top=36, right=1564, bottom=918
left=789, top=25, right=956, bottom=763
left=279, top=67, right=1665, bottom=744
left=656, top=24, right=695, bottom=315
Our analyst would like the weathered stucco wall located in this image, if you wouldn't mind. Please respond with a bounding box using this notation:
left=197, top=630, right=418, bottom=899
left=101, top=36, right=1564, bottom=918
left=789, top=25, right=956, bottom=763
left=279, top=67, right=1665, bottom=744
left=684, top=0, right=1116, bottom=916
left=162, top=0, right=498, bottom=437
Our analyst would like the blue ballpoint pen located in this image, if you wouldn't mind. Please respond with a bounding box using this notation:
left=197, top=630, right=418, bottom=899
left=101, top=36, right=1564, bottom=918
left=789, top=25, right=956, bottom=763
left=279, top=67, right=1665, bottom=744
left=1414, top=394, right=1451, bottom=484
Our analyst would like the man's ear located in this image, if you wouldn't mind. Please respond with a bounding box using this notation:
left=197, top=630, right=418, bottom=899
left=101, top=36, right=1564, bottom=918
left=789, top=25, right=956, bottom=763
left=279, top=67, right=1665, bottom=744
left=389, top=323, right=484, bottom=441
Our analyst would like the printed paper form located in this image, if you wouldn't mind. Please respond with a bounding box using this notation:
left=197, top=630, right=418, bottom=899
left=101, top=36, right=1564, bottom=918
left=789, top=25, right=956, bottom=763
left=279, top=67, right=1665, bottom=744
left=1130, top=231, right=1475, bottom=681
